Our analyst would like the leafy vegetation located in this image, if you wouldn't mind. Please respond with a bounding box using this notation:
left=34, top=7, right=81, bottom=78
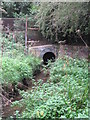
left=36, top=2, right=90, bottom=43
left=0, top=34, right=41, bottom=85
left=12, top=57, right=88, bottom=119
left=2, top=2, right=33, bottom=18
left=0, top=2, right=89, bottom=119
left=50, top=56, right=88, bottom=83
left=1, top=2, right=89, bottom=44
left=0, top=33, right=24, bottom=57
left=0, top=55, right=41, bottom=85
left=1, top=2, right=39, bottom=45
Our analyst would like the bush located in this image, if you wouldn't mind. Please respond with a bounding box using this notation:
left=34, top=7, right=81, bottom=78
left=0, top=34, right=41, bottom=85
left=0, top=54, right=41, bottom=85
left=36, top=3, right=89, bottom=43
left=0, top=33, right=25, bottom=56
left=50, top=56, right=88, bottom=83
left=12, top=57, right=88, bottom=119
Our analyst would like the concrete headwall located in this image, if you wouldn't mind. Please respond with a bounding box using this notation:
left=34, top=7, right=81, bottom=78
left=29, top=45, right=58, bottom=59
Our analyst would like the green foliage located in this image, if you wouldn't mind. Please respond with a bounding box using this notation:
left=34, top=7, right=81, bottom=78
left=36, top=2, right=90, bottom=43
left=42, top=60, right=52, bottom=75
left=0, top=34, right=41, bottom=85
left=1, top=2, right=90, bottom=44
left=0, top=33, right=25, bottom=57
left=1, top=2, right=39, bottom=44
left=50, top=56, right=88, bottom=83
left=0, top=54, right=41, bottom=85
left=2, top=2, right=33, bottom=18
left=12, top=57, right=88, bottom=119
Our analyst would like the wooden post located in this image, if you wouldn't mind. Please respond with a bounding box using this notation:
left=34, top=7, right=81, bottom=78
left=1, top=40, right=3, bottom=60
left=25, top=16, right=28, bottom=54
left=0, top=40, right=3, bottom=73
left=13, top=31, right=15, bottom=42
left=1, top=41, right=3, bottom=57
left=14, top=31, right=17, bottom=43
left=12, top=31, right=16, bottom=55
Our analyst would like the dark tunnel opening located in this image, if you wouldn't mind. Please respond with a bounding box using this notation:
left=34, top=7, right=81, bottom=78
left=43, top=52, right=55, bottom=65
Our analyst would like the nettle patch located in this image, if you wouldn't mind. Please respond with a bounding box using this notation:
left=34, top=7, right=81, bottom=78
left=12, top=56, right=88, bottom=119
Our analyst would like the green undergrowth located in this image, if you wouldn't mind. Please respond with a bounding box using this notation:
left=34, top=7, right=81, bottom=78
left=0, top=34, right=41, bottom=85
left=12, top=56, right=88, bottom=119
left=0, top=54, right=41, bottom=85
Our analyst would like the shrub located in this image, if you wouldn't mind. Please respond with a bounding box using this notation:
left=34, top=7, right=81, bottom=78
left=0, top=34, right=41, bottom=85
left=50, top=56, right=88, bottom=83
left=36, top=3, right=89, bottom=43
left=0, top=55, right=41, bottom=85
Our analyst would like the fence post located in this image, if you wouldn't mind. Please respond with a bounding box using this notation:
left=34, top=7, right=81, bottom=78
left=1, top=40, right=3, bottom=58
left=25, top=16, right=28, bottom=54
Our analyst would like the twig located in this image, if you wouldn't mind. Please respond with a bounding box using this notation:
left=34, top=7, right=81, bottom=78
left=0, top=87, right=8, bottom=97
left=0, top=8, right=7, bottom=14
left=79, top=34, right=88, bottom=48
left=0, top=93, right=12, bottom=104
left=17, top=82, right=28, bottom=89
left=58, top=40, right=66, bottom=45
left=76, top=30, right=88, bottom=48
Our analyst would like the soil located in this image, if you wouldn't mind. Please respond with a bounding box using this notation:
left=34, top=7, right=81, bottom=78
left=2, top=96, right=22, bottom=118
left=35, top=68, right=50, bottom=83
